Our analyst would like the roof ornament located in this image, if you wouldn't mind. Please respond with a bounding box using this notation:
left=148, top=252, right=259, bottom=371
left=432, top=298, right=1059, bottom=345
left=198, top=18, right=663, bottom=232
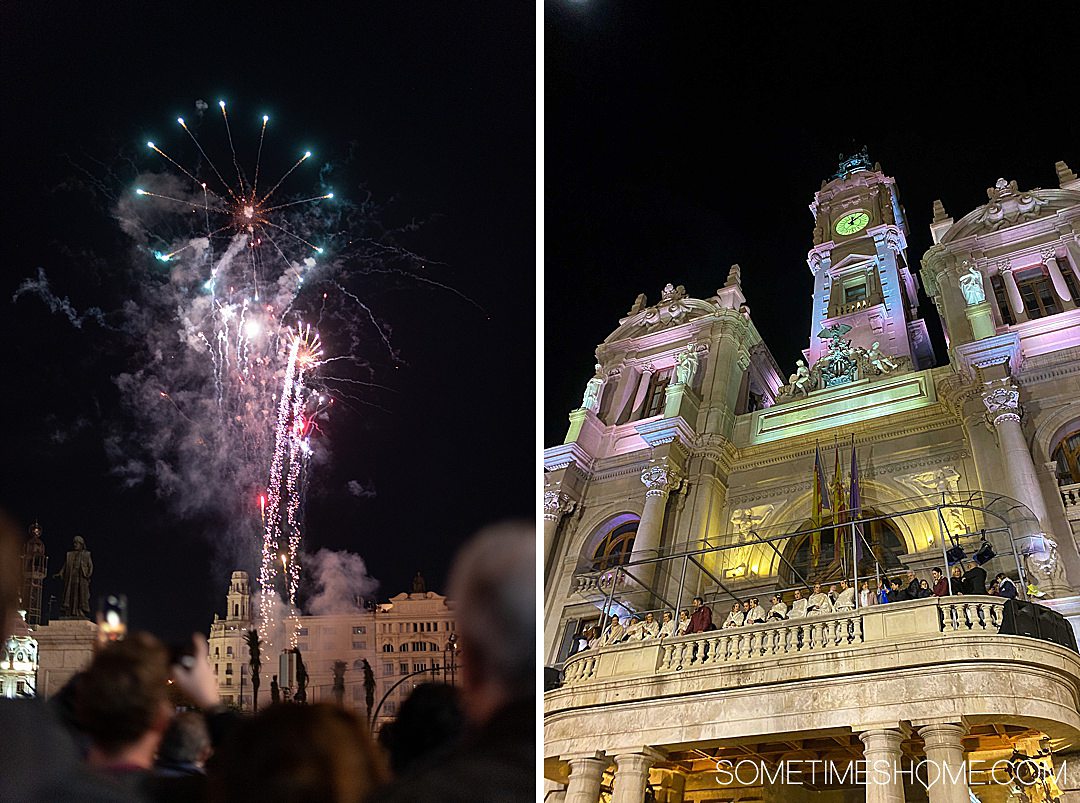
left=832, top=146, right=873, bottom=180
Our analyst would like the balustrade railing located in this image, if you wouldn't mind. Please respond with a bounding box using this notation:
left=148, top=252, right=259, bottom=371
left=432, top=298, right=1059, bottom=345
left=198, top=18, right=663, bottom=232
left=558, top=597, right=1009, bottom=688
left=1060, top=482, right=1080, bottom=522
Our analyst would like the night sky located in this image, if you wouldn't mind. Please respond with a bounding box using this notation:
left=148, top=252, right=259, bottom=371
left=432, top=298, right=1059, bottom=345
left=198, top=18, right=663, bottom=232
left=545, top=4, right=1078, bottom=445
left=0, top=4, right=533, bottom=642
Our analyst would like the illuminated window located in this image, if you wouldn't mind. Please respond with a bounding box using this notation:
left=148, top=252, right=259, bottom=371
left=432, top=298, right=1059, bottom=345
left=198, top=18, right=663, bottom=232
left=352, top=626, right=366, bottom=635
left=845, top=283, right=867, bottom=303
left=642, top=368, right=673, bottom=418
left=1016, top=269, right=1061, bottom=319
left=1053, top=431, right=1080, bottom=484
left=590, top=521, right=638, bottom=572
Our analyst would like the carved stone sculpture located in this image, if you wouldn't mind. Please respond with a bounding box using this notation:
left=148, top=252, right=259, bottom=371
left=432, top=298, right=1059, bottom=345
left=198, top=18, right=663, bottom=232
left=958, top=265, right=985, bottom=306
left=674, top=345, right=699, bottom=387
left=865, top=342, right=897, bottom=373
left=580, top=364, right=603, bottom=411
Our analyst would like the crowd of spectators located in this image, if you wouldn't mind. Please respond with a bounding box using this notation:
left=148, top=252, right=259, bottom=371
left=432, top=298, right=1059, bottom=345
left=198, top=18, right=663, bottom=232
left=576, top=561, right=1021, bottom=650
left=0, top=515, right=534, bottom=803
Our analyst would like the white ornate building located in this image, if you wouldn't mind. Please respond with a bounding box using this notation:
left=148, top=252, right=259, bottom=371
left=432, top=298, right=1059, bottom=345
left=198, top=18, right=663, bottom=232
left=543, top=156, right=1080, bottom=802
left=208, top=571, right=456, bottom=731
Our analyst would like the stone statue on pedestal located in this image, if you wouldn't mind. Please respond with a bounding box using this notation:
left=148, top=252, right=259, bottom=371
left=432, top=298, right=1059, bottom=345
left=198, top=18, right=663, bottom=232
left=580, top=365, right=603, bottom=411
left=674, top=345, right=699, bottom=386
left=959, top=265, right=985, bottom=306
left=57, top=535, right=93, bottom=619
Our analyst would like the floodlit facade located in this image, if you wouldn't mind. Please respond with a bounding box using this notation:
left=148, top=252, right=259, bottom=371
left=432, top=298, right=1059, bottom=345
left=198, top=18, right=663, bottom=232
left=208, top=571, right=456, bottom=732
left=543, top=156, right=1080, bottom=802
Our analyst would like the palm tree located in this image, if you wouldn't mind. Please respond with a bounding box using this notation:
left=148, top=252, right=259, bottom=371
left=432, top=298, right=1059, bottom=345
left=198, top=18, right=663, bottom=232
left=245, top=628, right=262, bottom=713
left=332, top=660, right=347, bottom=706
left=362, top=659, right=376, bottom=724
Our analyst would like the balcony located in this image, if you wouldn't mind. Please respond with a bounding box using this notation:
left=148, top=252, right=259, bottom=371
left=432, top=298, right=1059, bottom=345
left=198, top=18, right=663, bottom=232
left=545, top=596, right=1080, bottom=762
left=560, top=597, right=1007, bottom=686
left=572, top=568, right=635, bottom=597
left=1061, top=481, right=1080, bottom=524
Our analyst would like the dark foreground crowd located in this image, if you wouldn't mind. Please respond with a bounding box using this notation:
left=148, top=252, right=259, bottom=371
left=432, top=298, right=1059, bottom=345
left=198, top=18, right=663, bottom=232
left=0, top=519, right=534, bottom=803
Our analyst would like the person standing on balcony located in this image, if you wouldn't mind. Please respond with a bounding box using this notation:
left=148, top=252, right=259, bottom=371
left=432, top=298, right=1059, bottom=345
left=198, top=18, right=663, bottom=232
left=640, top=612, right=660, bottom=639
left=887, top=578, right=905, bottom=602
left=859, top=581, right=873, bottom=607
left=601, top=617, right=625, bottom=646
left=657, top=611, right=676, bottom=638
left=901, top=570, right=922, bottom=600
left=624, top=616, right=644, bottom=641
left=746, top=598, right=766, bottom=625
left=689, top=597, right=714, bottom=633
left=768, top=594, right=788, bottom=620
left=931, top=568, right=949, bottom=597
left=722, top=603, right=744, bottom=629
left=950, top=565, right=964, bottom=593
left=834, top=580, right=856, bottom=612
left=676, top=609, right=692, bottom=635
left=789, top=589, right=808, bottom=618
left=806, top=583, right=833, bottom=614
left=994, top=573, right=1018, bottom=599
left=962, top=560, right=988, bottom=595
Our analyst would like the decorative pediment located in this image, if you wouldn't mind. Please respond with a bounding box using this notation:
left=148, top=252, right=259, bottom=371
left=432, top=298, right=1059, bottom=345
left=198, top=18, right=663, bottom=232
left=941, top=181, right=1079, bottom=242
left=605, top=284, right=721, bottom=343
left=829, top=251, right=877, bottom=273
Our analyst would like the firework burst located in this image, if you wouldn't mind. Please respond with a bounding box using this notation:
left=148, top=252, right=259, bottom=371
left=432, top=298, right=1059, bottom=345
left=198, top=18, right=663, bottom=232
left=136, top=102, right=335, bottom=640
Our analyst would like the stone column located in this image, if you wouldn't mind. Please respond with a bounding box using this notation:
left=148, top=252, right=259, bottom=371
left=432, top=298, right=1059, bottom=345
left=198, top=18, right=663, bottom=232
left=981, top=379, right=1050, bottom=526
left=612, top=750, right=661, bottom=803
left=918, top=723, right=969, bottom=803
left=564, top=753, right=607, bottom=803
left=1043, top=247, right=1076, bottom=307
left=544, top=490, right=576, bottom=571
left=859, top=728, right=907, bottom=803
left=999, top=266, right=1025, bottom=319
left=628, top=463, right=682, bottom=589
left=1064, top=240, right=1080, bottom=285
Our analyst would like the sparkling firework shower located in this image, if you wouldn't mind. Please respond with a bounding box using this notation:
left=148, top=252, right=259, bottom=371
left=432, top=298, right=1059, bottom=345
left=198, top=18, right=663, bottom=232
left=136, top=101, right=334, bottom=639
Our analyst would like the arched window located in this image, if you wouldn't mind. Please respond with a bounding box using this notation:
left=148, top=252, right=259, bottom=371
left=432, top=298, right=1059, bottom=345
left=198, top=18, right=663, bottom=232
left=590, top=520, right=638, bottom=572
left=1052, top=430, right=1080, bottom=484
left=398, top=643, right=408, bottom=652
left=381, top=644, right=393, bottom=653
left=353, top=659, right=365, bottom=670
left=782, top=512, right=907, bottom=586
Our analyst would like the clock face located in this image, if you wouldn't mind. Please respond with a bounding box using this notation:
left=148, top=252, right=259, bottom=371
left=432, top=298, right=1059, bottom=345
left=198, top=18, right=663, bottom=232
left=835, top=211, right=870, bottom=236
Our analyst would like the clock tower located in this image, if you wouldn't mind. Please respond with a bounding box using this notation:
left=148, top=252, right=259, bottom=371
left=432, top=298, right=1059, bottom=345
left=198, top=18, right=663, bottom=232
left=804, top=149, right=934, bottom=369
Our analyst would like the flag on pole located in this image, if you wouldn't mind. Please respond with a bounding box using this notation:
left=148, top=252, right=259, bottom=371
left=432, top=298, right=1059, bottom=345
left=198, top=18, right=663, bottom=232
left=831, top=442, right=846, bottom=525
left=812, top=445, right=830, bottom=527
left=850, top=436, right=863, bottom=567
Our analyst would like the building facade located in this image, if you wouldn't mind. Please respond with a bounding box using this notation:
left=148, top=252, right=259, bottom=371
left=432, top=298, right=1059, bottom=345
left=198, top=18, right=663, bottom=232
left=208, top=570, right=456, bottom=732
left=543, top=157, right=1080, bottom=802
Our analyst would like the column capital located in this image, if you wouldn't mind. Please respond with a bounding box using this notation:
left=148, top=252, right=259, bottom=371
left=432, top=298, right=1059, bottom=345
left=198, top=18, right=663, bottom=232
left=1042, top=245, right=1060, bottom=262
left=544, top=490, right=576, bottom=521
left=641, top=463, right=682, bottom=497
left=916, top=721, right=968, bottom=741
left=981, top=378, right=1021, bottom=425
left=612, top=746, right=665, bottom=765
left=858, top=726, right=906, bottom=750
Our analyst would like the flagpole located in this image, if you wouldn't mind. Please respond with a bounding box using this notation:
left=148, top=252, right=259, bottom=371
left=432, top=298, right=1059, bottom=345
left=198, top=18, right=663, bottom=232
left=851, top=435, right=858, bottom=608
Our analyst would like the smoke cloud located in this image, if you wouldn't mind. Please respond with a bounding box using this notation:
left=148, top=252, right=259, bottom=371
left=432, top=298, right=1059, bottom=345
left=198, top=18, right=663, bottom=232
left=304, top=548, right=378, bottom=615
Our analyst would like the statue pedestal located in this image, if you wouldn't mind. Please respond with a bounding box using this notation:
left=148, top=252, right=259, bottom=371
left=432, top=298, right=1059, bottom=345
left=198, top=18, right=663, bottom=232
left=564, top=408, right=603, bottom=453
left=965, top=301, right=996, bottom=340
left=33, top=618, right=98, bottom=699
left=662, top=383, right=700, bottom=422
